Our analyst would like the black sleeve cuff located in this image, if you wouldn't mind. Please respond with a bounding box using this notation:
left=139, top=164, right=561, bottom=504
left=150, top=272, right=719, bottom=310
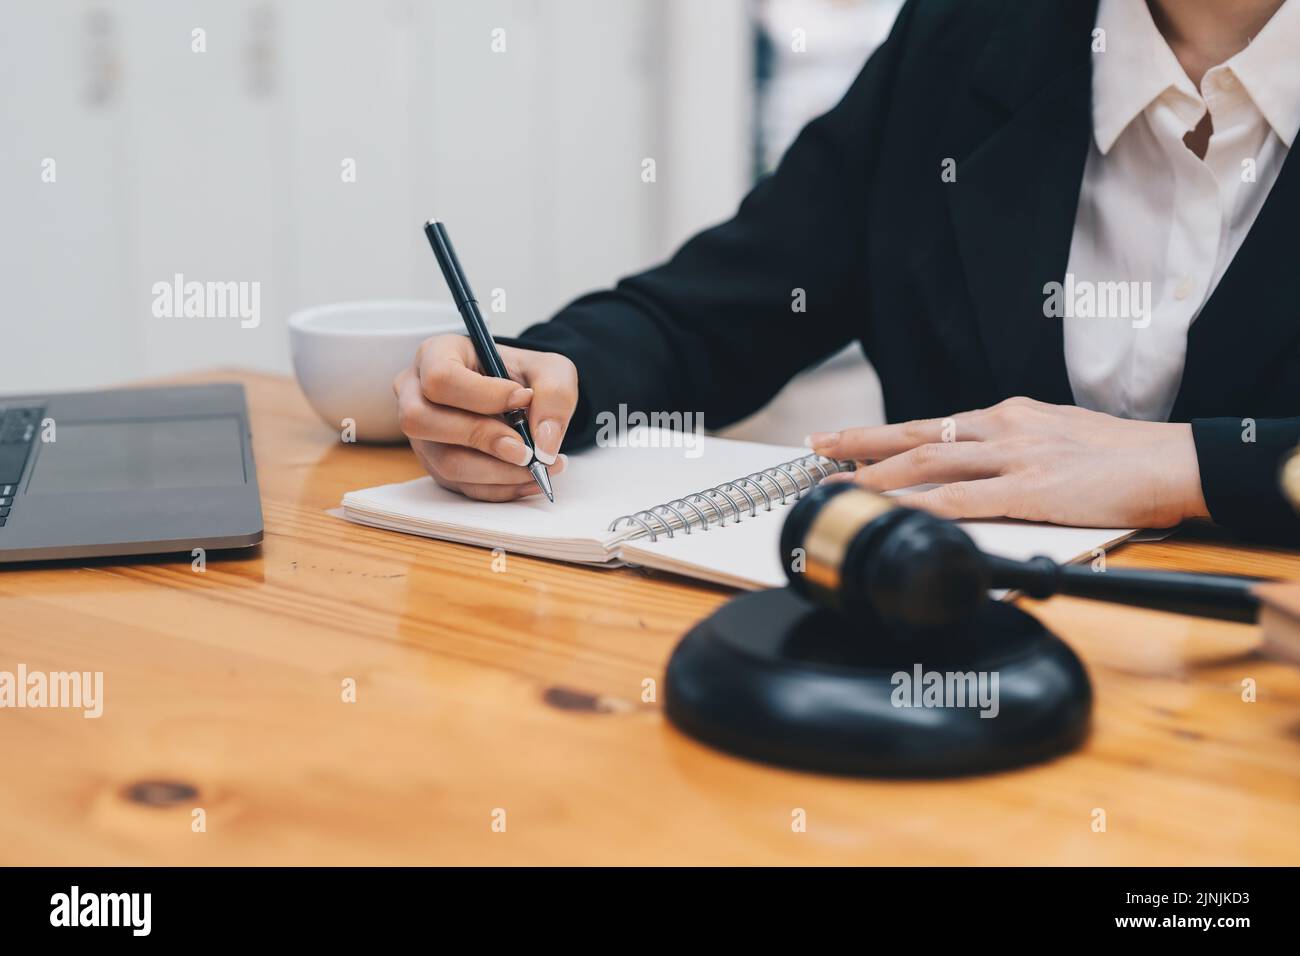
left=1191, top=417, right=1300, bottom=543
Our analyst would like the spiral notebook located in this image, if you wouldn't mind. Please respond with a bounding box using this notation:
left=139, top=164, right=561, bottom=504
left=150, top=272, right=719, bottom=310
left=339, top=428, right=1135, bottom=589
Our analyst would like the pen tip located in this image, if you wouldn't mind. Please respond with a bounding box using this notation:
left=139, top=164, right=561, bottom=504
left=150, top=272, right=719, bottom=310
left=530, top=460, right=555, bottom=503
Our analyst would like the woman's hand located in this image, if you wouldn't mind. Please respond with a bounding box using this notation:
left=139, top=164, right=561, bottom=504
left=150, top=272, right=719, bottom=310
left=811, top=397, right=1210, bottom=528
left=394, top=334, right=579, bottom=501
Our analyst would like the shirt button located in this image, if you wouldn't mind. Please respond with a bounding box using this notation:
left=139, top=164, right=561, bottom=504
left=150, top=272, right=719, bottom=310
left=1216, top=71, right=1238, bottom=91
left=1174, top=276, right=1195, bottom=300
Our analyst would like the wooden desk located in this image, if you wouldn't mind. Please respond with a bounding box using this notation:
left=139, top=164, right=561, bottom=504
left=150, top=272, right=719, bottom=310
left=3, top=371, right=1299, bottom=865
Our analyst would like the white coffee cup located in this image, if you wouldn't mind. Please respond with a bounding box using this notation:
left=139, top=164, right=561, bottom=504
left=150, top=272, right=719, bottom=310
left=288, top=300, right=462, bottom=443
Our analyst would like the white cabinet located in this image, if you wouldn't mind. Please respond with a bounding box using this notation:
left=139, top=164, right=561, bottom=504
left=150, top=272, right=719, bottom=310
left=0, top=0, right=751, bottom=392
left=408, top=0, right=669, bottom=334
left=0, top=3, right=134, bottom=392
left=117, top=0, right=281, bottom=376
left=279, top=0, right=420, bottom=316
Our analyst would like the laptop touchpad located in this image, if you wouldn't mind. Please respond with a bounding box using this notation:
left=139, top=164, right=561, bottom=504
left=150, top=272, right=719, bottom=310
left=28, top=417, right=247, bottom=494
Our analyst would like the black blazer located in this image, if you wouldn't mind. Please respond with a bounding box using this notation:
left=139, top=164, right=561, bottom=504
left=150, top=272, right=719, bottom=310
left=514, top=0, right=1300, bottom=541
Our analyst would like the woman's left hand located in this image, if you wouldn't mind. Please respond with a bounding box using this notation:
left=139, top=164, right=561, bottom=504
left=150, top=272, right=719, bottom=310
left=810, top=397, right=1210, bottom=528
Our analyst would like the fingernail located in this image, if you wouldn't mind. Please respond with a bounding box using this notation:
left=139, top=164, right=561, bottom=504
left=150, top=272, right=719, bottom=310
left=535, top=420, right=561, bottom=464
left=808, top=431, right=840, bottom=449
left=493, top=435, right=532, bottom=466
left=506, top=387, right=533, bottom=409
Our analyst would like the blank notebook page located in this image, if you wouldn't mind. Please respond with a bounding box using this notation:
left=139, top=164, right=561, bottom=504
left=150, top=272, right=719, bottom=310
left=341, top=429, right=808, bottom=562
left=343, top=429, right=1134, bottom=586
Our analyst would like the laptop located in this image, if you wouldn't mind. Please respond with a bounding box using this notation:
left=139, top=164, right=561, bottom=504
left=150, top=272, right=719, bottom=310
left=0, top=383, right=263, bottom=564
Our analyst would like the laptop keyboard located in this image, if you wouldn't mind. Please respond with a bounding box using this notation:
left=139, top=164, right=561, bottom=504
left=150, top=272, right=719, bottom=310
left=0, top=406, right=42, bottom=527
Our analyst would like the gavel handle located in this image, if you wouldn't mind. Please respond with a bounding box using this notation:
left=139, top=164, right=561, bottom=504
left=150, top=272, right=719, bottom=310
left=985, top=555, right=1265, bottom=624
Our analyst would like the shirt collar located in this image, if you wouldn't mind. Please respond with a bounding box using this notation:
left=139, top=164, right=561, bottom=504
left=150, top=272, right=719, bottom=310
left=1227, top=0, right=1300, bottom=148
left=1091, top=0, right=1300, bottom=153
left=1092, top=0, right=1200, bottom=154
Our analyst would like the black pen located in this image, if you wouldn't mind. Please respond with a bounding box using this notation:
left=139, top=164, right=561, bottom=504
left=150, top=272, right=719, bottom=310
left=423, top=220, right=554, bottom=502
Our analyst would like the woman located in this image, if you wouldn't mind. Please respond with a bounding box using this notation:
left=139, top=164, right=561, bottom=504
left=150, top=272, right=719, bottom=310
left=394, top=0, right=1300, bottom=540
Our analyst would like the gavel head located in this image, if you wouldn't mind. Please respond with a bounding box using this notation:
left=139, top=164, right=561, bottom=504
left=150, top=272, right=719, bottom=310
left=780, top=483, right=990, bottom=631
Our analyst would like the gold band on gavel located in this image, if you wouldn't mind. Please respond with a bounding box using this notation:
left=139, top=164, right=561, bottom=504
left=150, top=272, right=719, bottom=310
left=1283, top=445, right=1300, bottom=512
left=801, top=488, right=896, bottom=606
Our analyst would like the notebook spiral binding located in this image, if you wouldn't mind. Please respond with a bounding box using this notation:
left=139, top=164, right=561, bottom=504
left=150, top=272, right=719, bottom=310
left=607, top=454, right=857, bottom=542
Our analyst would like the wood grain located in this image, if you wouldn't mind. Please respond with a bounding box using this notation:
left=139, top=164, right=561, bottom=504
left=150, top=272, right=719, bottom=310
left=1, top=370, right=1298, bottom=865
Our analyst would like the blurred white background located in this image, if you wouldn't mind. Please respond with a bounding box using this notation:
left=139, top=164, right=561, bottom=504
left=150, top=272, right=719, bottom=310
left=1, top=0, right=899, bottom=412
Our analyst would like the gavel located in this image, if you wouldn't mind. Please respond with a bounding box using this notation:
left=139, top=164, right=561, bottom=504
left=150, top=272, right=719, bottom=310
left=780, top=483, right=1267, bottom=630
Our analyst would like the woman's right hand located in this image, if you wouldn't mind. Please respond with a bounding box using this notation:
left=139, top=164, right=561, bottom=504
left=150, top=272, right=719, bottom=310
left=394, top=333, right=579, bottom=501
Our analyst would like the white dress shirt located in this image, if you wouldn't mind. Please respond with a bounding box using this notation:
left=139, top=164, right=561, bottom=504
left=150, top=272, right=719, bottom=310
left=1063, top=0, right=1300, bottom=422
